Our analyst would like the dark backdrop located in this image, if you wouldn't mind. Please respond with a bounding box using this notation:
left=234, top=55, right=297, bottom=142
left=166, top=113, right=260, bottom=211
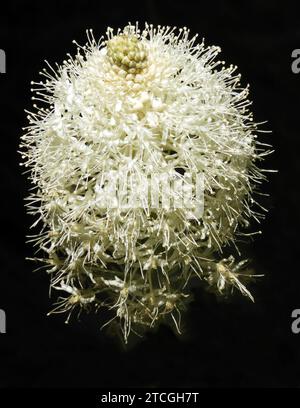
left=0, top=0, right=299, bottom=388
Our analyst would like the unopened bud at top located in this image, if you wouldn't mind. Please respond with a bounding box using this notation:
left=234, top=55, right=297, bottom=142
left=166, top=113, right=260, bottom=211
left=106, top=34, right=147, bottom=75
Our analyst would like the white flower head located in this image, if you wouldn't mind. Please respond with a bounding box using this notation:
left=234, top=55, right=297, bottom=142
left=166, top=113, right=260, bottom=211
left=20, top=23, right=271, bottom=342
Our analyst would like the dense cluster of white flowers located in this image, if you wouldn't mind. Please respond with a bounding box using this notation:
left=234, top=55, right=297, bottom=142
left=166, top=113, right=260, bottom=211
left=20, top=24, right=271, bottom=342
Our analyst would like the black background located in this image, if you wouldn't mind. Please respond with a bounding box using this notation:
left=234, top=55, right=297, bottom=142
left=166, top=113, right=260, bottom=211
left=0, top=0, right=299, bottom=388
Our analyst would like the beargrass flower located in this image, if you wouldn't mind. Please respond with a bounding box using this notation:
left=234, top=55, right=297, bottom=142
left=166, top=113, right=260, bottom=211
left=20, top=23, right=272, bottom=342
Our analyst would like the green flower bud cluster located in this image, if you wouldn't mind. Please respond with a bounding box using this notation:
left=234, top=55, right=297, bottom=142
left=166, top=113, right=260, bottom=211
left=107, top=34, right=147, bottom=75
